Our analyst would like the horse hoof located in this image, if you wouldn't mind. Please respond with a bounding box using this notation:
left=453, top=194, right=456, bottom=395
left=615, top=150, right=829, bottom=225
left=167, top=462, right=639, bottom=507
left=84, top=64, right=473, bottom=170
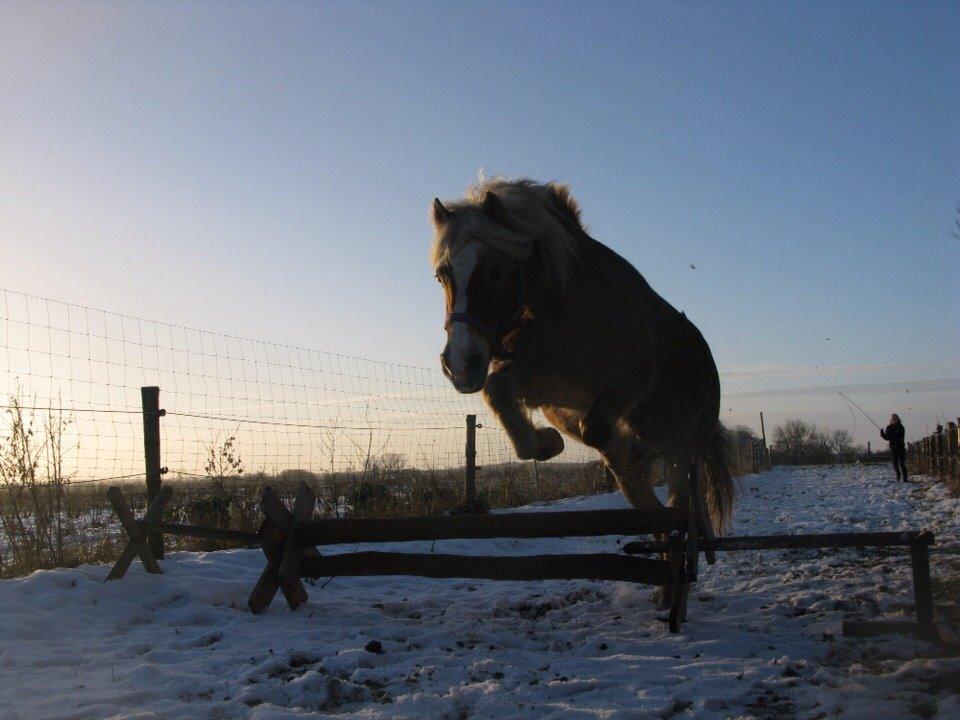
left=534, top=428, right=564, bottom=461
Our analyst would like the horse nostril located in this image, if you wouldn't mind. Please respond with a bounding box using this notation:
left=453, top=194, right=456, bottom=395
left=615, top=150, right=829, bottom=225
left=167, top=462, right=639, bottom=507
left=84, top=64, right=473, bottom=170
left=440, top=350, right=451, bottom=376
left=465, top=353, right=484, bottom=376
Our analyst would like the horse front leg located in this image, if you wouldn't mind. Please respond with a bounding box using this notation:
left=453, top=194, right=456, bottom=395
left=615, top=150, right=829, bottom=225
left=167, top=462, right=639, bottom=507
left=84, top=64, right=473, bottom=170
left=578, top=354, right=658, bottom=452
left=483, top=367, right=564, bottom=461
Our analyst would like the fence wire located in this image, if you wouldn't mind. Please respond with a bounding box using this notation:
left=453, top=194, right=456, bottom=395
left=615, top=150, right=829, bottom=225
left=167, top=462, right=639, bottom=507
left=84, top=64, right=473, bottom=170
left=0, top=288, right=596, bottom=485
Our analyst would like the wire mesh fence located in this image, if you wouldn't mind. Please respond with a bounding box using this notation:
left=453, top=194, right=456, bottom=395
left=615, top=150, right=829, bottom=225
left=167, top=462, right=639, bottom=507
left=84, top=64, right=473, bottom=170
left=0, top=288, right=603, bottom=577
left=1, top=288, right=597, bottom=480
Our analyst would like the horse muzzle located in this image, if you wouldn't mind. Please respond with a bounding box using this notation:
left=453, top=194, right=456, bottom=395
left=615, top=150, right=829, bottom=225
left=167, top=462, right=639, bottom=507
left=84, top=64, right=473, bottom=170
left=440, top=343, right=489, bottom=394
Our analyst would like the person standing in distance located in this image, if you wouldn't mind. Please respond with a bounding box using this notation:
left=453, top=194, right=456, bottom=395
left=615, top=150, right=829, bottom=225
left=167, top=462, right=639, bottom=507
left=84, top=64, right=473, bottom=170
left=880, top=413, right=908, bottom=482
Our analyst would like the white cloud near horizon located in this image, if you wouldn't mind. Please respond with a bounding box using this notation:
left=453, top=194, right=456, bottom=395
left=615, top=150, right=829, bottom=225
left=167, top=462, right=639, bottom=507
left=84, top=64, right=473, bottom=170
left=719, top=360, right=960, bottom=381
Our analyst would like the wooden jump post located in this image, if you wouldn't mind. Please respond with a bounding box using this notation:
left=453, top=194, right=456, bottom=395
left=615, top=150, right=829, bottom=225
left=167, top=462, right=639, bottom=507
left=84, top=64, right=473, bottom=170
left=624, top=528, right=938, bottom=637
left=248, top=482, right=695, bottom=633
left=105, top=485, right=172, bottom=580
left=104, top=485, right=259, bottom=581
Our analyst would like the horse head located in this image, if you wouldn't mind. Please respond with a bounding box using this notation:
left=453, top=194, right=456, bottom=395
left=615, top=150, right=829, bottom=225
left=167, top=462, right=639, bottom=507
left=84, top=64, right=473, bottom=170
left=431, top=192, right=525, bottom=393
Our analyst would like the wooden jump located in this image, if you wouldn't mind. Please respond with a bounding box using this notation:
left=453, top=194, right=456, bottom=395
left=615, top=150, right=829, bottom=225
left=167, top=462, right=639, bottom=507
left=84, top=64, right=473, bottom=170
left=247, top=482, right=695, bottom=633
left=624, top=528, right=938, bottom=636
left=103, top=465, right=945, bottom=643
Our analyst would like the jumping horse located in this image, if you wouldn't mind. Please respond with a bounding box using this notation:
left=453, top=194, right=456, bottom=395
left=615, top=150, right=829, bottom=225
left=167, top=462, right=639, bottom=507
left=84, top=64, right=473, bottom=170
left=430, top=178, right=734, bottom=536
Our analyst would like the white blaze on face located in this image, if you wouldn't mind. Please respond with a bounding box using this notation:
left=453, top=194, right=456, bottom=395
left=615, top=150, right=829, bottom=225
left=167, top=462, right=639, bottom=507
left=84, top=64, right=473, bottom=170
left=447, top=242, right=484, bottom=376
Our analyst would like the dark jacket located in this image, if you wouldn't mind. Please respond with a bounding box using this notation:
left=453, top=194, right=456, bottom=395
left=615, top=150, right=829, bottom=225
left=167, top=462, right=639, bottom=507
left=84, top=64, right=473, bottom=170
left=881, top=422, right=905, bottom=452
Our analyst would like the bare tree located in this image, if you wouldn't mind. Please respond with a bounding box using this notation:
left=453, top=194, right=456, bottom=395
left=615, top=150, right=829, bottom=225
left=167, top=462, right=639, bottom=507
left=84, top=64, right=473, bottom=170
left=829, top=429, right=854, bottom=462
left=772, top=419, right=815, bottom=465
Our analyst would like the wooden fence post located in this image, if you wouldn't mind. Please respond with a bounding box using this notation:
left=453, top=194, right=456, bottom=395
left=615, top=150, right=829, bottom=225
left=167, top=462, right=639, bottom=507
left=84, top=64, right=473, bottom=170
left=465, top=414, right=477, bottom=511
left=141, top=386, right=165, bottom=559
left=909, top=535, right=934, bottom=626
left=759, top=412, right=770, bottom=469
left=935, top=425, right=945, bottom=479
left=948, top=422, right=958, bottom=484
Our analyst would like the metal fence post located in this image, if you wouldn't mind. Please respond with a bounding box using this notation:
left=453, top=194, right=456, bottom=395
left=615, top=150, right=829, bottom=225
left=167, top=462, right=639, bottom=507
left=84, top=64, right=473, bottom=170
left=465, top=414, right=477, bottom=511
left=141, top=386, right=165, bottom=558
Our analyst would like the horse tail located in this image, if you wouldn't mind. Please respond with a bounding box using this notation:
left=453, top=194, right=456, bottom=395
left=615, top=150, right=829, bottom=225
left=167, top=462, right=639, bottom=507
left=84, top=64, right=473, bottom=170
left=703, top=426, right=736, bottom=535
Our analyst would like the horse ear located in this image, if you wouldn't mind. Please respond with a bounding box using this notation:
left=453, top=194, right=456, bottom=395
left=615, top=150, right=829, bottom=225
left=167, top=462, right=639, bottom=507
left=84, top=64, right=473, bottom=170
left=432, top=198, right=451, bottom=226
left=482, top=191, right=507, bottom=224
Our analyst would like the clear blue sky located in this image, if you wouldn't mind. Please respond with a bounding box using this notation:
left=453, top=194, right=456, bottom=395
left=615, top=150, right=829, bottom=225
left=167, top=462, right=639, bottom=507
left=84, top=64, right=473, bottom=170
left=1, top=1, right=958, bottom=443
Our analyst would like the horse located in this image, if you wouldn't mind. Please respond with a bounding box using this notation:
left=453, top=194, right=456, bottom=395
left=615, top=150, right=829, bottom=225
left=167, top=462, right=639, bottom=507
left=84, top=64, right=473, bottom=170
left=429, top=177, right=734, bottom=535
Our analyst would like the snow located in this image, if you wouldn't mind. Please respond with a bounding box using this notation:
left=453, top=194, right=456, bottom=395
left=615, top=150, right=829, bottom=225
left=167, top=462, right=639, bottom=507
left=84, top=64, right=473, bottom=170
left=1, top=465, right=957, bottom=719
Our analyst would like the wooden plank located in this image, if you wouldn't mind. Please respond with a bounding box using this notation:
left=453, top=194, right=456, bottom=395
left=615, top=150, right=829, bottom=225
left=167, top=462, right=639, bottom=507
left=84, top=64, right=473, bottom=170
left=143, top=486, right=173, bottom=519
left=251, top=486, right=312, bottom=612
left=280, top=483, right=317, bottom=596
left=297, top=508, right=688, bottom=546
left=248, top=566, right=280, bottom=614
left=138, top=521, right=258, bottom=545
left=667, top=534, right=684, bottom=633
left=624, top=530, right=935, bottom=555
left=248, top=521, right=285, bottom=614
left=910, top=537, right=934, bottom=625
left=106, top=538, right=140, bottom=581
left=107, top=486, right=161, bottom=575
left=301, top=552, right=672, bottom=585
left=260, top=486, right=291, bottom=529
left=105, top=485, right=171, bottom=581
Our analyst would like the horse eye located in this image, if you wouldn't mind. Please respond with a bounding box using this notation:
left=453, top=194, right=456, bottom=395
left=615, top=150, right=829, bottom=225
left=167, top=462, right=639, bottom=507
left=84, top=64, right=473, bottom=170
left=490, top=266, right=502, bottom=282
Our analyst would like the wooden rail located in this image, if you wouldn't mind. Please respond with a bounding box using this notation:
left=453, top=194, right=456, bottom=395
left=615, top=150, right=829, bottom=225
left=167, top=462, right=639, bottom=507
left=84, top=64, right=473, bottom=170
left=623, top=530, right=934, bottom=554
left=301, top=552, right=672, bottom=584
left=138, top=520, right=258, bottom=545
left=296, top=508, right=688, bottom=546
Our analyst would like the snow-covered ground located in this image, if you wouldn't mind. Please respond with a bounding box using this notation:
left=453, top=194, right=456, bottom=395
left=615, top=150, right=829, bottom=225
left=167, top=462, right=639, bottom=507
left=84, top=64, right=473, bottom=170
left=1, top=465, right=957, bottom=720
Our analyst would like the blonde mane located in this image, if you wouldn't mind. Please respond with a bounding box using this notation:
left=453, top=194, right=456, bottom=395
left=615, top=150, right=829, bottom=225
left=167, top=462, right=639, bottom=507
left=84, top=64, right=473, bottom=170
left=430, top=177, right=584, bottom=290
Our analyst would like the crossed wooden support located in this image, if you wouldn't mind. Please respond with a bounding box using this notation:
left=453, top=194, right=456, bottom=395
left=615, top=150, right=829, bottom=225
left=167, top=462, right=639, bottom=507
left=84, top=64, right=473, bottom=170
left=105, top=485, right=173, bottom=581
left=247, top=482, right=319, bottom=614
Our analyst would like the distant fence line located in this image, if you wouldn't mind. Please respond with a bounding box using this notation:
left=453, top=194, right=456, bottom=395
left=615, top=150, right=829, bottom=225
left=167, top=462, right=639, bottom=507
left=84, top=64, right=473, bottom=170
left=908, top=419, right=959, bottom=493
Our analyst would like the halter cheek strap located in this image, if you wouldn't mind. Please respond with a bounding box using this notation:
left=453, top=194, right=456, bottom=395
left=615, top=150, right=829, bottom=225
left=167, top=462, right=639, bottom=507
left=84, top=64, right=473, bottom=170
left=444, top=281, right=524, bottom=361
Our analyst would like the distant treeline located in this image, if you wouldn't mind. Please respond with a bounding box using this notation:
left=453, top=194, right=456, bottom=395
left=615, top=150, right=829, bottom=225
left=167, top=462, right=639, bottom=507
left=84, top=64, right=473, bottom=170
left=770, top=418, right=858, bottom=465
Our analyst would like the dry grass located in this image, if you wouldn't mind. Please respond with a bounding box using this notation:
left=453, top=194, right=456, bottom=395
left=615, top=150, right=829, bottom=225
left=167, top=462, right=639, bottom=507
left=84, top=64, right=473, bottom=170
left=1, top=458, right=610, bottom=576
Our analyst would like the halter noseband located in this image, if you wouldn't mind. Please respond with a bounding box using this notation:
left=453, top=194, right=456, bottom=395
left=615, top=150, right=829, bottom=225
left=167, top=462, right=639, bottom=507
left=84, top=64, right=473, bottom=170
left=444, top=278, right=524, bottom=361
